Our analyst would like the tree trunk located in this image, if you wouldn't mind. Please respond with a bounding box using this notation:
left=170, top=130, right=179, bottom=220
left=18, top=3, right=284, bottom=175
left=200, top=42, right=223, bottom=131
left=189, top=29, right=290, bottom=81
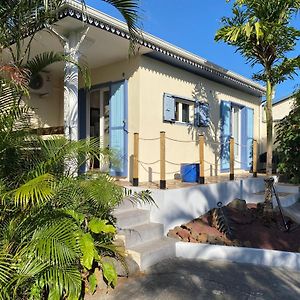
left=265, top=80, right=274, bottom=176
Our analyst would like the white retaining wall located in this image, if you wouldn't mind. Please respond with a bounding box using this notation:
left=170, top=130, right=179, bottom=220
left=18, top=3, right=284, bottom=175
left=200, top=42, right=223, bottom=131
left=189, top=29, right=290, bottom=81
left=131, top=177, right=265, bottom=234
left=176, top=242, right=300, bottom=272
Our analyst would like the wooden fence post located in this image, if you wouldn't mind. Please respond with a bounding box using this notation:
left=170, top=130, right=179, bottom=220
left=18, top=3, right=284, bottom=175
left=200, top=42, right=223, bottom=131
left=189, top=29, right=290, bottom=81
left=160, top=131, right=166, bottom=189
left=253, top=139, right=258, bottom=178
left=230, top=137, right=234, bottom=181
left=199, top=134, right=205, bottom=184
left=133, top=133, right=139, bottom=186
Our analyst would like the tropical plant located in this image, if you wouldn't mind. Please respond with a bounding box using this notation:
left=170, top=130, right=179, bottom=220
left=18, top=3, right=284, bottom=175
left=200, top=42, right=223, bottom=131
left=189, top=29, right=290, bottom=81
left=215, top=0, right=300, bottom=176
left=0, top=1, right=144, bottom=297
left=275, top=90, right=300, bottom=184
left=0, top=106, right=154, bottom=299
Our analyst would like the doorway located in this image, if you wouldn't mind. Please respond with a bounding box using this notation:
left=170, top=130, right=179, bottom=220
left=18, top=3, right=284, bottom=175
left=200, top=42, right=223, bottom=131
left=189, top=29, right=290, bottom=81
left=231, top=104, right=241, bottom=169
left=88, top=87, right=110, bottom=171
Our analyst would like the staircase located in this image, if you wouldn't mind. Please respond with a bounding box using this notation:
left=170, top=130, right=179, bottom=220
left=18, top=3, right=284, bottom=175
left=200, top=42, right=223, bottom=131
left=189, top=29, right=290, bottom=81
left=114, top=200, right=176, bottom=271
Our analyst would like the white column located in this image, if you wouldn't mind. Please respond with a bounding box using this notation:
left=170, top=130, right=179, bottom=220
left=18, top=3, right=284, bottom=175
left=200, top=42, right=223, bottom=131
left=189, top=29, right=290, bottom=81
left=63, top=28, right=90, bottom=141
left=64, top=32, right=80, bottom=141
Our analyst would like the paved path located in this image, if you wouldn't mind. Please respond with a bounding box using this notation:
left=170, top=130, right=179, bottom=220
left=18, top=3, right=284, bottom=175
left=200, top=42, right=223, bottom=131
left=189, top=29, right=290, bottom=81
left=89, top=258, right=300, bottom=300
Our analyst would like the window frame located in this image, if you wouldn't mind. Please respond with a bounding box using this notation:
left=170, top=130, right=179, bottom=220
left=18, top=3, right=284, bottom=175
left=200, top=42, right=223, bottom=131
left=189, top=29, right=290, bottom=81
left=173, top=96, right=194, bottom=125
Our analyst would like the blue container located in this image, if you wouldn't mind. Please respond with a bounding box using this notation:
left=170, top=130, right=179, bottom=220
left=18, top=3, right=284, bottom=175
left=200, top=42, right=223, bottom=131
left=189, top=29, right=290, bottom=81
left=180, top=163, right=199, bottom=183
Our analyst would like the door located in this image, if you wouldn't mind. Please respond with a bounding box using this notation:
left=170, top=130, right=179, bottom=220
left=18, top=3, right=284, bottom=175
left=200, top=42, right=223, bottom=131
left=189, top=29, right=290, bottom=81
left=231, top=105, right=241, bottom=169
left=88, top=87, right=110, bottom=172
left=241, top=107, right=254, bottom=171
left=82, top=81, right=128, bottom=177
left=110, top=81, right=128, bottom=177
left=220, top=101, right=231, bottom=172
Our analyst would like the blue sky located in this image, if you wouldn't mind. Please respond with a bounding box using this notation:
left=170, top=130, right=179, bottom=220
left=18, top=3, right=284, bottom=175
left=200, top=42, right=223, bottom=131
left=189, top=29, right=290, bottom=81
left=86, top=0, right=300, bottom=100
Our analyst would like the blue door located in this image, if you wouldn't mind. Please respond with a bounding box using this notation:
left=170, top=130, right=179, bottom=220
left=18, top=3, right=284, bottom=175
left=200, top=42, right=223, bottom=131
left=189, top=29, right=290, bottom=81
left=110, top=80, right=128, bottom=177
left=241, top=107, right=254, bottom=170
left=220, top=101, right=231, bottom=172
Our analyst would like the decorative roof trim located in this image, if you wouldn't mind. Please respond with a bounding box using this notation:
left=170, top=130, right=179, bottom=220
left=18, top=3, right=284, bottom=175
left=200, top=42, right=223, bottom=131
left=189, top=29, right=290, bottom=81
left=58, top=3, right=265, bottom=97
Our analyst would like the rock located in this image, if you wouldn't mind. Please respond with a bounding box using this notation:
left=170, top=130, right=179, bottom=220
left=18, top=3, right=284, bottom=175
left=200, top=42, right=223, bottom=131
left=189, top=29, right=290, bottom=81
left=257, top=202, right=264, bottom=213
left=94, top=268, right=109, bottom=293
left=227, top=199, right=247, bottom=211
left=230, top=211, right=253, bottom=225
left=197, top=233, right=208, bottom=243
left=167, top=229, right=180, bottom=239
left=184, top=220, right=204, bottom=234
left=113, top=237, right=126, bottom=252
left=224, top=238, right=235, bottom=246
left=177, top=228, right=191, bottom=242
left=188, top=236, right=198, bottom=243
left=190, top=230, right=200, bottom=241
left=232, top=239, right=242, bottom=247
left=243, top=240, right=252, bottom=248
left=207, top=234, right=224, bottom=245
left=102, top=255, right=140, bottom=277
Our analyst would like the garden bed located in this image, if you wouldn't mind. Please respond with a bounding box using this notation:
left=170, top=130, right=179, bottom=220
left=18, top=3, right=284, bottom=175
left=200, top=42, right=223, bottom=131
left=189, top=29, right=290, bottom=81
left=168, top=199, right=300, bottom=253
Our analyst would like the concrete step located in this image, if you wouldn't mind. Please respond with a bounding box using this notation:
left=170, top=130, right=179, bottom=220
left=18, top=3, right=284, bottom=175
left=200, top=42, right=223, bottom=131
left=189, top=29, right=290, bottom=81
left=115, top=198, right=137, bottom=214
left=127, top=237, right=176, bottom=271
left=117, top=222, right=164, bottom=248
left=277, top=184, right=300, bottom=194
left=245, top=190, right=300, bottom=207
left=115, top=209, right=150, bottom=229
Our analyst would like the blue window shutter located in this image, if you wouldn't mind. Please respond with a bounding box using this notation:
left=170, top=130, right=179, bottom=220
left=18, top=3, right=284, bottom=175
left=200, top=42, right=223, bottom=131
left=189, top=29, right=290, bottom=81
left=78, top=88, right=87, bottom=174
left=241, top=107, right=254, bottom=170
left=110, top=80, right=128, bottom=177
left=163, top=94, right=175, bottom=122
left=195, top=102, right=210, bottom=127
left=220, top=100, right=231, bottom=172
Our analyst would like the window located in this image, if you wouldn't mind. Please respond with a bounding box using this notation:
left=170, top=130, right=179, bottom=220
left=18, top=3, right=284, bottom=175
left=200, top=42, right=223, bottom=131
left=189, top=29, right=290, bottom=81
left=182, top=103, right=190, bottom=123
left=163, top=93, right=210, bottom=126
left=174, top=99, right=192, bottom=123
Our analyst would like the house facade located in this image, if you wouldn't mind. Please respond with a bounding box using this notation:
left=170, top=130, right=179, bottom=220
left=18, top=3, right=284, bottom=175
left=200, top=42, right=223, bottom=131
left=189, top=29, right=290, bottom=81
left=20, top=1, right=265, bottom=183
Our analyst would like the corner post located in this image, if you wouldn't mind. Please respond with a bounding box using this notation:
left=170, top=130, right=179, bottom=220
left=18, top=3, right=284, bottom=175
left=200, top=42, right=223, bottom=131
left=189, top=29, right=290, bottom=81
left=133, top=133, right=139, bottom=186
left=160, top=131, right=166, bottom=189
left=253, top=139, right=258, bottom=177
left=230, top=137, right=234, bottom=180
left=199, top=134, right=205, bottom=184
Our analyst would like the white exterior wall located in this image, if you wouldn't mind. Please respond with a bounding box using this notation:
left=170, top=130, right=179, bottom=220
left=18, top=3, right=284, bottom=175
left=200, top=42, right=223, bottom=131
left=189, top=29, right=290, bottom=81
left=27, top=75, right=64, bottom=128
left=26, top=56, right=262, bottom=182
left=135, top=56, right=261, bottom=182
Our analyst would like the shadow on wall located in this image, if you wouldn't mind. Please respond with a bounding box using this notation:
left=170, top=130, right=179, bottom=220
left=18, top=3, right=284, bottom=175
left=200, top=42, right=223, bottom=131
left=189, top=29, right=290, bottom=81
left=187, top=82, right=221, bottom=176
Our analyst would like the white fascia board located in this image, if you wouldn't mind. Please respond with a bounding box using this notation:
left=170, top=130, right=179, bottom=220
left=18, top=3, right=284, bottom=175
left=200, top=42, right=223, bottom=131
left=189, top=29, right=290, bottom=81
left=66, top=0, right=266, bottom=95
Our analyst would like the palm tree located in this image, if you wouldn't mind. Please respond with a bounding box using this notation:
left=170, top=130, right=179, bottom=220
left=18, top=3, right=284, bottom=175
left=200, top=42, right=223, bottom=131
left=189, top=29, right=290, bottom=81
left=215, top=0, right=300, bottom=177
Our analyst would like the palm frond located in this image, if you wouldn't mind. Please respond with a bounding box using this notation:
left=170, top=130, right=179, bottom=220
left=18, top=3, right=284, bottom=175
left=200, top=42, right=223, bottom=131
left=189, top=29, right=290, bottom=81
left=28, top=219, right=80, bottom=266
left=103, top=0, right=141, bottom=52
left=123, top=188, right=157, bottom=207
left=9, top=173, right=54, bottom=208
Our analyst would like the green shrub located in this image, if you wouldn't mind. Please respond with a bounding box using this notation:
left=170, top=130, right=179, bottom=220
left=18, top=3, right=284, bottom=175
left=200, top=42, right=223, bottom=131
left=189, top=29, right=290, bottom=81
left=0, top=106, right=153, bottom=299
left=276, top=91, right=300, bottom=183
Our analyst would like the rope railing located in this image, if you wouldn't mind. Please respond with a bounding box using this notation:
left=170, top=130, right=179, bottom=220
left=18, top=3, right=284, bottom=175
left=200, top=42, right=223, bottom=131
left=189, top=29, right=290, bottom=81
left=131, top=131, right=258, bottom=189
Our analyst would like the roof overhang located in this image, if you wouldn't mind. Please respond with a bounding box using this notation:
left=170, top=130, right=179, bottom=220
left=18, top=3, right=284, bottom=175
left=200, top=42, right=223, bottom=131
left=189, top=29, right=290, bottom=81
left=58, top=1, right=265, bottom=97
